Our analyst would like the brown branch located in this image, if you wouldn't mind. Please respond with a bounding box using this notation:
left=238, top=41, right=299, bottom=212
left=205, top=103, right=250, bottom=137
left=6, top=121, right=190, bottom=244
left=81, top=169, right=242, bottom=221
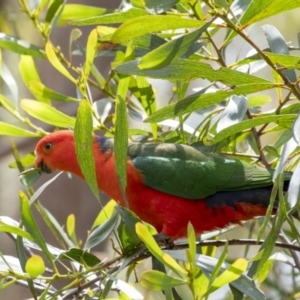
left=61, top=238, right=300, bottom=298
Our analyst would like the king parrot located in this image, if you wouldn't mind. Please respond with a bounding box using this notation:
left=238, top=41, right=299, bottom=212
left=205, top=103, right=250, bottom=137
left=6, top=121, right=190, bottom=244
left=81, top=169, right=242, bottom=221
left=34, top=130, right=291, bottom=239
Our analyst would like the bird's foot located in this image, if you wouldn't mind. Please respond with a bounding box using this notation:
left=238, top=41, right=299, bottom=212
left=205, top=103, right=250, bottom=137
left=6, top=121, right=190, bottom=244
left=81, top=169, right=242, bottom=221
left=153, top=233, right=175, bottom=249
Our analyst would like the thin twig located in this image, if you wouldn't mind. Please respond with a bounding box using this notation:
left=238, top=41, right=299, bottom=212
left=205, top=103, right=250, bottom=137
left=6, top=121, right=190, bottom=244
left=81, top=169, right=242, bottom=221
left=61, top=238, right=300, bottom=299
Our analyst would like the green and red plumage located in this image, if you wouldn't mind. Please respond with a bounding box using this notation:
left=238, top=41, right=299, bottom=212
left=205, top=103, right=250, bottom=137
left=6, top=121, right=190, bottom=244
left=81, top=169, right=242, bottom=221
left=34, top=130, right=290, bottom=239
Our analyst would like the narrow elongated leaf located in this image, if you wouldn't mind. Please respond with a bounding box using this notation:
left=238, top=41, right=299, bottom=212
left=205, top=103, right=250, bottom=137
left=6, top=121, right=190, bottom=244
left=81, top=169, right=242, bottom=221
left=84, top=29, right=98, bottom=83
left=9, top=153, right=34, bottom=168
left=114, top=95, right=128, bottom=200
left=58, top=4, right=109, bottom=26
left=92, top=200, right=117, bottom=229
left=70, top=8, right=148, bottom=25
left=0, top=94, right=17, bottom=113
left=240, top=0, right=300, bottom=27
left=166, top=250, right=265, bottom=300
left=135, top=223, right=187, bottom=276
left=28, top=81, right=80, bottom=102
left=216, top=95, right=248, bottom=132
left=117, top=206, right=141, bottom=253
left=208, top=114, right=296, bottom=144
left=74, top=100, right=99, bottom=199
left=139, top=23, right=209, bottom=69
left=28, top=172, right=63, bottom=205
left=0, top=33, right=46, bottom=58
left=1, top=62, right=18, bottom=103
left=84, top=210, right=119, bottom=249
left=19, top=192, right=56, bottom=270
left=145, top=83, right=275, bottom=123
left=19, top=56, right=50, bottom=103
left=140, top=270, right=187, bottom=291
left=19, top=168, right=42, bottom=188
left=111, top=16, right=205, bottom=43
left=207, top=258, right=248, bottom=294
left=45, top=0, right=64, bottom=23
left=59, top=248, right=101, bottom=267
left=263, top=25, right=297, bottom=83
left=0, top=224, right=32, bottom=240
left=0, top=122, right=40, bottom=137
left=45, top=42, right=76, bottom=84
left=116, top=59, right=273, bottom=84
left=264, top=52, right=300, bottom=70
left=21, top=99, right=76, bottom=127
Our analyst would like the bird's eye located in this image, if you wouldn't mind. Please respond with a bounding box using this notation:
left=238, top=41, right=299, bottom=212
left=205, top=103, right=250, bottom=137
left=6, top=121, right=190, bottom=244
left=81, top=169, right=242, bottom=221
left=44, top=142, right=52, bottom=151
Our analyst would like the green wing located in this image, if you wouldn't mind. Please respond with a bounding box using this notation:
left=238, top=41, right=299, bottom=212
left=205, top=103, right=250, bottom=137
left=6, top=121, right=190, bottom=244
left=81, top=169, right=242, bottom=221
left=128, top=142, right=278, bottom=199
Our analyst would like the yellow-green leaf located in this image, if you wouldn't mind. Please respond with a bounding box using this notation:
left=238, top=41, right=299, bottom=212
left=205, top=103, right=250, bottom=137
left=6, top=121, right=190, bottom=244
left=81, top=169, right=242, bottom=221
left=83, top=29, right=98, bottom=84
left=74, top=100, right=99, bottom=199
left=21, top=99, right=76, bottom=128
left=92, top=199, right=117, bottom=229
left=45, top=42, right=76, bottom=84
left=0, top=121, right=40, bottom=137
left=19, top=56, right=50, bottom=103
left=140, top=270, right=187, bottom=291
left=28, top=81, right=80, bottom=102
left=111, top=15, right=205, bottom=43
left=207, top=258, right=248, bottom=295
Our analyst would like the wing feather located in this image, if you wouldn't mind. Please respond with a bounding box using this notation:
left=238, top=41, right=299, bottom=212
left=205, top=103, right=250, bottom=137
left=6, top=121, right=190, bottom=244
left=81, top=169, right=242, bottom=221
left=128, top=142, right=276, bottom=199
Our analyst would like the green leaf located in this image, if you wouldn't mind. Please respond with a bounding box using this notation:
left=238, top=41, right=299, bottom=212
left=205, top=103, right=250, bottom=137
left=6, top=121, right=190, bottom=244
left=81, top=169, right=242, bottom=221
left=21, top=99, right=76, bottom=128
left=263, top=25, right=297, bottom=83
left=0, top=33, right=46, bottom=58
left=19, top=56, right=50, bottom=103
left=74, top=100, right=99, bottom=199
left=135, top=222, right=187, bottom=276
left=70, top=8, right=148, bottom=26
left=19, top=191, right=56, bottom=271
left=145, top=84, right=275, bottom=123
left=28, top=81, right=80, bottom=102
left=58, top=4, right=109, bottom=26
left=0, top=224, right=32, bottom=240
left=248, top=95, right=271, bottom=108
left=139, top=23, right=209, bottom=70
left=28, top=172, right=63, bottom=205
left=83, top=28, right=98, bottom=84
left=45, top=42, right=76, bottom=84
left=19, top=168, right=42, bottom=188
left=111, top=16, right=205, bottom=43
left=140, top=270, right=187, bottom=291
left=0, top=121, right=40, bottom=137
left=256, top=258, right=274, bottom=283
left=84, top=209, right=119, bottom=249
left=45, top=0, right=64, bottom=23
left=264, top=52, right=300, bottom=70
left=115, top=59, right=273, bottom=84
left=59, top=248, right=101, bottom=267
left=69, top=28, right=82, bottom=58
left=91, top=199, right=117, bottom=229
left=25, top=255, right=45, bottom=278
left=240, top=0, right=300, bottom=27
left=9, top=153, right=35, bottom=169
left=167, top=250, right=265, bottom=300
left=117, top=206, right=141, bottom=253
left=187, top=222, right=196, bottom=267
left=114, top=95, right=128, bottom=202
left=207, top=258, right=248, bottom=295
left=207, top=114, right=296, bottom=144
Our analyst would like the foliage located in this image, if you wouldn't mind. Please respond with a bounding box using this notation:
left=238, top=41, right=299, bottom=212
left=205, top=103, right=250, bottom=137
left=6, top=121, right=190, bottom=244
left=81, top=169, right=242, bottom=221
left=1, top=0, right=300, bottom=299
